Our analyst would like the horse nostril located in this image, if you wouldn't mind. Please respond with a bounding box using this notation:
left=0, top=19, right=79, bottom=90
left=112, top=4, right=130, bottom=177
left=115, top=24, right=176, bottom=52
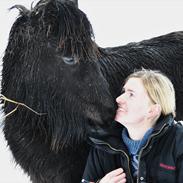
left=63, top=57, right=76, bottom=65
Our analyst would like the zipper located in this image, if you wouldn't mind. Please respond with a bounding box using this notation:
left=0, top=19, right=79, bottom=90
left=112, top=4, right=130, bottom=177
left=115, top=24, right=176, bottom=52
left=137, top=123, right=168, bottom=183
left=93, top=140, right=134, bottom=183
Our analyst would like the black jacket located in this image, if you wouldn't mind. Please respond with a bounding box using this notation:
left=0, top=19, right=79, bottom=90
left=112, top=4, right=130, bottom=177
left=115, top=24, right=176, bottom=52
left=82, top=115, right=183, bottom=183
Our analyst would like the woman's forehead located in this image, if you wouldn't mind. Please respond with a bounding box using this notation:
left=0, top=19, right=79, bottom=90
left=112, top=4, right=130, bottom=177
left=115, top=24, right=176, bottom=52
left=124, top=78, right=144, bottom=91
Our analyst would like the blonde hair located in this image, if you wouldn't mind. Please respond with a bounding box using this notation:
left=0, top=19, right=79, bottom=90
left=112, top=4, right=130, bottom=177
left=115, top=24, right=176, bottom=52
left=126, top=69, right=176, bottom=117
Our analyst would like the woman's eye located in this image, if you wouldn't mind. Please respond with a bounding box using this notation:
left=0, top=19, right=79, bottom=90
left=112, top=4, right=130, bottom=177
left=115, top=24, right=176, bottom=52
left=129, top=92, right=134, bottom=97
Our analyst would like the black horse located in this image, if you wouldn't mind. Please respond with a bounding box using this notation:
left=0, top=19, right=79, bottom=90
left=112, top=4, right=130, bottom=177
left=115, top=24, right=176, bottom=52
left=1, top=0, right=183, bottom=183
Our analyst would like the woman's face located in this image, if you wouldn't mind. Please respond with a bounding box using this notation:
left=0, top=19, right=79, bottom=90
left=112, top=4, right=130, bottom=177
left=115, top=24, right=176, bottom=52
left=115, top=77, right=153, bottom=126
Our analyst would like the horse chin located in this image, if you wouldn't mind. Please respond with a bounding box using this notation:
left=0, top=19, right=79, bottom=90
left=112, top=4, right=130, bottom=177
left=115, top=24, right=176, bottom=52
left=86, top=110, right=115, bottom=133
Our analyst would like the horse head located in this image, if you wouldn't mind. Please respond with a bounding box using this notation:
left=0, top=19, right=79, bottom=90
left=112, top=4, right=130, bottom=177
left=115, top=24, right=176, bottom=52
left=2, top=0, right=116, bottom=153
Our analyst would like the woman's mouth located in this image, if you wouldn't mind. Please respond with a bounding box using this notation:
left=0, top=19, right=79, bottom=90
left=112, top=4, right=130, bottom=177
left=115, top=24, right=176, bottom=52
left=117, top=107, right=126, bottom=113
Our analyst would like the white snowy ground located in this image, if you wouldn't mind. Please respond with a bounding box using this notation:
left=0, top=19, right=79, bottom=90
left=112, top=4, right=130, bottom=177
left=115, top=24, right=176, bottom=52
left=0, top=0, right=183, bottom=182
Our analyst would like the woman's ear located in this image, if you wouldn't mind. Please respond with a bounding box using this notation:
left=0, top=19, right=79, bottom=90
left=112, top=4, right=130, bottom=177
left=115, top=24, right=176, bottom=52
left=148, top=104, right=161, bottom=119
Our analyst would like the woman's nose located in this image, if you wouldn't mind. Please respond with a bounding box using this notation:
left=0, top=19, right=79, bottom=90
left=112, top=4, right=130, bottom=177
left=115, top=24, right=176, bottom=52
left=116, top=94, right=125, bottom=103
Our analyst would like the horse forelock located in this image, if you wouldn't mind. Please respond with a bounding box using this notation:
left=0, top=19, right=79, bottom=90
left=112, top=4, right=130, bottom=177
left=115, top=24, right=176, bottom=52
left=10, top=0, right=99, bottom=62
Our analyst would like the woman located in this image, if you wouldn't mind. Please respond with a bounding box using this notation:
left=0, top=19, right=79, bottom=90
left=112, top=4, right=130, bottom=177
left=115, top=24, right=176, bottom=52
left=81, top=69, right=183, bottom=183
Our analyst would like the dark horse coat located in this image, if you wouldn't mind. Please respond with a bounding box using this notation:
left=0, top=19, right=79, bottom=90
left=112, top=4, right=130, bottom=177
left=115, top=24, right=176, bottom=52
left=1, top=0, right=183, bottom=183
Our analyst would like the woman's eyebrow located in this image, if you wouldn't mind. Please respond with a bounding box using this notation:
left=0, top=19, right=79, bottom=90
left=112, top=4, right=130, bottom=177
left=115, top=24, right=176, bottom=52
left=121, top=87, right=135, bottom=93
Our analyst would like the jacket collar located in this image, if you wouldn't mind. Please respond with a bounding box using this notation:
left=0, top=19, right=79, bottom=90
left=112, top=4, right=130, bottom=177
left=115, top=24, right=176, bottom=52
left=88, top=114, right=174, bottom=153
left=152, top=114, right=174, bottom=133
left=88, top=121, right=127, bottom=153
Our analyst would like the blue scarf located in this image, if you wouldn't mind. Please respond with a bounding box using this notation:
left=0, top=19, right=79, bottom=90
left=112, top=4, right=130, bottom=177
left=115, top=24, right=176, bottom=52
left=122, top=128, right=153, bottom=177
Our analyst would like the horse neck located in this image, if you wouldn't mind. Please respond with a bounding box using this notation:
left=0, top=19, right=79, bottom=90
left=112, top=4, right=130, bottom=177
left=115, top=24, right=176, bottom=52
left=98, top=48, right=132, bottom=98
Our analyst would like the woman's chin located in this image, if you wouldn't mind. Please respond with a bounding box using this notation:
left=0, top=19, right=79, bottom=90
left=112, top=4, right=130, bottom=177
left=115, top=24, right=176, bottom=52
left=114, top=116, right=123, bottom=124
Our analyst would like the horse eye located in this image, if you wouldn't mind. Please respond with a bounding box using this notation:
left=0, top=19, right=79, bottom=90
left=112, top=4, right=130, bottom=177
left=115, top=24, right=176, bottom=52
left=63, top=57, right=76, bottom=65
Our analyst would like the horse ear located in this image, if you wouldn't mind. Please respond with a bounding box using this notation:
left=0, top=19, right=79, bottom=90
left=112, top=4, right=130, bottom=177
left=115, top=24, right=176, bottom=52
left=59, top=0, right=78, bottom=7
left=69, top=0, right=78, bottom=7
